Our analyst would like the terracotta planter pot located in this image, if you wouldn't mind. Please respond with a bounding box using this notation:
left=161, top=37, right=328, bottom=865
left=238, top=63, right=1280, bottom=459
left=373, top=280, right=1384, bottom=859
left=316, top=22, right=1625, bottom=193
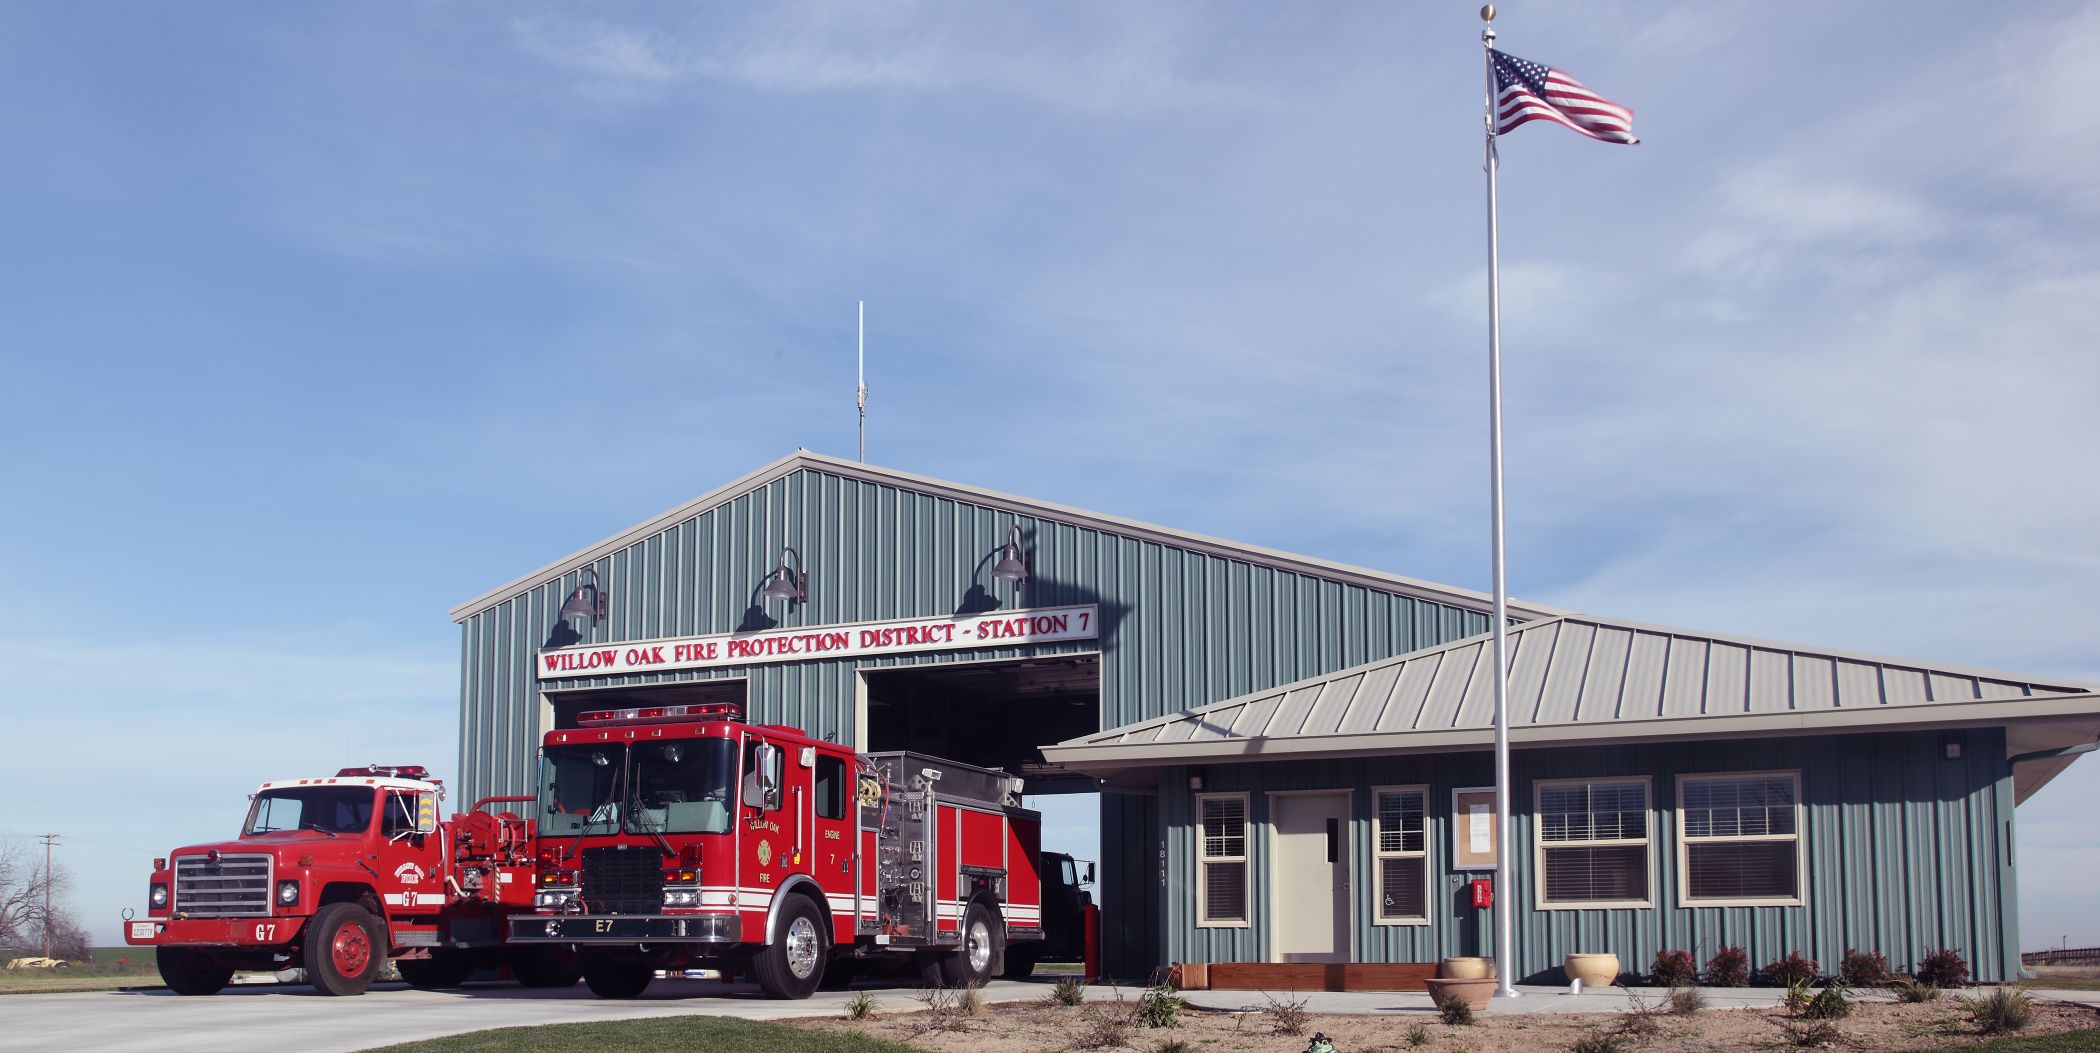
left=1438, top=956, right=1497, bottom=980
left=1564, top=952, right=1620, bottom=987
left=1423, top=976, right=1496, bottom=1010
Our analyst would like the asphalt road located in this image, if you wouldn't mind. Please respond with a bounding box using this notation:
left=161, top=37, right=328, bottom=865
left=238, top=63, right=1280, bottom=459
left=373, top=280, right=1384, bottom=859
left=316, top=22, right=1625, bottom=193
left=0, top=977, right=1055, bottom=1053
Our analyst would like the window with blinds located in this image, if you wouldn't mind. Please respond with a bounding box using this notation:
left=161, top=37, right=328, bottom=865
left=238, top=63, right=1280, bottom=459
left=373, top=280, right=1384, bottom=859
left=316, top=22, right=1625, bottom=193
left=1373, top=787, right=1429, bottom=923
left=1535, top=778, right=1651, bottom=907
left=1197, top=793, right=1249, bottom=926
left=1679, top=772, right=1802, bottom=905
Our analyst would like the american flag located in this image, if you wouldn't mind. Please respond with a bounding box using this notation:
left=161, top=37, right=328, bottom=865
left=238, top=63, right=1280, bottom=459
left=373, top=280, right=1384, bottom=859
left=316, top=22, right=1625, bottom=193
left=1491, top=49, right=1638, bottom=145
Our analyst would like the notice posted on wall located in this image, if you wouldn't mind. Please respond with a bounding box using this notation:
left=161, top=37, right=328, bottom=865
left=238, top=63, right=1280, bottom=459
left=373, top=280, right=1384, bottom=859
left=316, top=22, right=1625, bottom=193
left=1452, top=787, right=1498, bottom=870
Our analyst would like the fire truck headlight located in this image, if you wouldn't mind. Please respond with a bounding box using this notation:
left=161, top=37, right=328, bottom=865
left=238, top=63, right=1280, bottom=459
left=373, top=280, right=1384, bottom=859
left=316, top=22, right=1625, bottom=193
left=662, top=890, right=698, bottom=907
left=534, top=890, right=574, bottom=909
left=276, top=880, right=300, bottom=905
left=149, top=883, right=169, bottom=908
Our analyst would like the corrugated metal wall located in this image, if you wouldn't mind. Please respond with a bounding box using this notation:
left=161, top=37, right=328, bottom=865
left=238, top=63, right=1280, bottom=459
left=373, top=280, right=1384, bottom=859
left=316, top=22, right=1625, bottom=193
left=1159, top=726, right=2017, bottom=981
left=457, top=465, right=1493, bottom=975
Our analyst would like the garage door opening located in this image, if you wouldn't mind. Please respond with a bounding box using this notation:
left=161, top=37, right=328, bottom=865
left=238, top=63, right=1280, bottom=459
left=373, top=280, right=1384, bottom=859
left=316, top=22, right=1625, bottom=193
left=861, top=653, right=1100, bottom=795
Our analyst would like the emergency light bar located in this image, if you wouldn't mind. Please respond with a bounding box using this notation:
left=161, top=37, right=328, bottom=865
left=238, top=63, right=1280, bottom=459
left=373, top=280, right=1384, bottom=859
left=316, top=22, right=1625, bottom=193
left=577, top=702, right=743, bottom=726
left=335, top=764, right=433, bottom=780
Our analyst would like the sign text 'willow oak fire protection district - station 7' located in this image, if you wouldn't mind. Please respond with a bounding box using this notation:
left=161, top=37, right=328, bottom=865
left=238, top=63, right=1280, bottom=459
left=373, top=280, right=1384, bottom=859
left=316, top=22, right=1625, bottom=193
left=536, top=604, right=1100, bottom=680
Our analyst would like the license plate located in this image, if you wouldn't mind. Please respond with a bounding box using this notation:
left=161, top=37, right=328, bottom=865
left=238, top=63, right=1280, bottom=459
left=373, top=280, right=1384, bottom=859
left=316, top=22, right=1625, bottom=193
left=130, top=921, right=158, bottom=940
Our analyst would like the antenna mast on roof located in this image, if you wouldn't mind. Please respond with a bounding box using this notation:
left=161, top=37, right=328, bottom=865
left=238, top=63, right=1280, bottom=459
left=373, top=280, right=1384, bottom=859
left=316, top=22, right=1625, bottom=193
left=856, top=300, right=868, bottom=462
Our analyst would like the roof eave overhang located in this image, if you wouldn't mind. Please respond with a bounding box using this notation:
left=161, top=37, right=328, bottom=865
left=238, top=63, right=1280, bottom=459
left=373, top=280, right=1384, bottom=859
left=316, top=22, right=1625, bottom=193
left=1043, top=695, right=2100, bottom=798
left=449, top=450, right=1565, bottom=624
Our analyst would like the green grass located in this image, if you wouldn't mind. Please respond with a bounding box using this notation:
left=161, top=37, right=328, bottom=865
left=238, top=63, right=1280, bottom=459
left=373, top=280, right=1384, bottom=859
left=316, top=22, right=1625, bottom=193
left=356, top=1017, right=917, bottom=1053
left=0, top=947, right=163, bottom=995
left=1914, top=1028, right=2100, bottom=1052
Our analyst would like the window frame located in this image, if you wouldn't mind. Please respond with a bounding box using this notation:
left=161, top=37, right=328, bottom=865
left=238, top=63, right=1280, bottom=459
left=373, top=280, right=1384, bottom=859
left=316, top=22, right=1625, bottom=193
left=1194, top=791, right=1251, bottom=929
left=1532, top=775, right=1654, bottom=911
left=1674, top=769, right=1806, bottom=909
left=1370, top=784, right=1431, bottom=926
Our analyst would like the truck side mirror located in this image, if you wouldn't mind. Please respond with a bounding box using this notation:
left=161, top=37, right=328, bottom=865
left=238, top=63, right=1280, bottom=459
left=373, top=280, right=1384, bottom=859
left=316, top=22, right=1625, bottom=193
left=415, top=791, right=439, bottom=835
left=1083, top=862, right=1095, bottom=885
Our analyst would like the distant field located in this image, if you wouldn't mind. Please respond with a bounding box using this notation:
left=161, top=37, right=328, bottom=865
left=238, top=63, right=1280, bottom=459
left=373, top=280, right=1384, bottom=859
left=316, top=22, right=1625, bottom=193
left=2024, top=966, right=2100, bottom=992
left=0, top=947, right=162, bottom=995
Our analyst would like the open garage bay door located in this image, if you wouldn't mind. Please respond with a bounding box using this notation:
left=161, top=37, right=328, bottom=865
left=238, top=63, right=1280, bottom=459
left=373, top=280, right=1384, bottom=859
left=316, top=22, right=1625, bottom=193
left=863, top=654, right=1100, bottom=794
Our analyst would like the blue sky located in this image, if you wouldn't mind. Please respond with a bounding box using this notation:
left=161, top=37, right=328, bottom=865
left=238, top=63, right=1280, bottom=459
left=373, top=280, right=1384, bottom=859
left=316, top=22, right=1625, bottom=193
left=3, top=2, right=2096, bottom=952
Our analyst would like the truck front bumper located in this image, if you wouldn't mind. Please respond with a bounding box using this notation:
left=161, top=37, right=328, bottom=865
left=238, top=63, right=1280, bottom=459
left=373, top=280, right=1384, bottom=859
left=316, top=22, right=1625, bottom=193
left=508, top=913, right=740, bottom=944
left=123, top=915, right=308, bottom=948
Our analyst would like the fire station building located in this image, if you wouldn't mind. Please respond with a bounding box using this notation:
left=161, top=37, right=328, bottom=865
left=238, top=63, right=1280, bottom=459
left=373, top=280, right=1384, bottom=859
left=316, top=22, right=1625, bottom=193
left=450, top=451, right=2100, bottom=983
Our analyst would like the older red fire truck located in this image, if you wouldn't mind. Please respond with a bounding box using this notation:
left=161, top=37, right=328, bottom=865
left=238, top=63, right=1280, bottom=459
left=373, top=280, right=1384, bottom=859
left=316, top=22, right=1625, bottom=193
left=506, top=702, right=1048, bottom=999
left=124, top=765, right=578, bottom=996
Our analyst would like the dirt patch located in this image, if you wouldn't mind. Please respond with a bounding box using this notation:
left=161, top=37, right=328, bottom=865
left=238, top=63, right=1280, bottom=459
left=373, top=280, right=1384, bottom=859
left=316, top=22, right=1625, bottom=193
left=795, top=992, right=2100, bottom=1052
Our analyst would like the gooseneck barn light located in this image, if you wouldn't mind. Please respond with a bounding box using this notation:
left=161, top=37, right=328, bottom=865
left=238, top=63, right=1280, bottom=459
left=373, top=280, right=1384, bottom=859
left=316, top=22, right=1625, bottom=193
left=989, top=525, right=1030, bottom=584
left=761, top=546, right=809, bottom=604
left=559, top=567, right=608, bottom=623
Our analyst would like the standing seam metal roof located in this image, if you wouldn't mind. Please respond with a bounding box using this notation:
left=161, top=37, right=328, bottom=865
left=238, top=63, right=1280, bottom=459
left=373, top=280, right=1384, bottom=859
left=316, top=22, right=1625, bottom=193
left=1048, top=614, right=2100, bottom=798
left=450, top=450, right=1565, bottom=624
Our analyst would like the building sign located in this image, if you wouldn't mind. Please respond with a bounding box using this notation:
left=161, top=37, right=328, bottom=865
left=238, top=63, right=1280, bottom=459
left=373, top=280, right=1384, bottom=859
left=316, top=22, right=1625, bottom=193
left=1451, top=786, right=1498, bottom=871
left=536, top=604, right=1100, bottom=680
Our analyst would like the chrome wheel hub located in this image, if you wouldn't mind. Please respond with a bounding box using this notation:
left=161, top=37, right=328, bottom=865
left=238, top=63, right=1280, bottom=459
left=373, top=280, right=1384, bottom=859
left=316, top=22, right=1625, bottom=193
left=966, top=917, right=992, bottom=974
left=785, top=916, right=820, bottom=979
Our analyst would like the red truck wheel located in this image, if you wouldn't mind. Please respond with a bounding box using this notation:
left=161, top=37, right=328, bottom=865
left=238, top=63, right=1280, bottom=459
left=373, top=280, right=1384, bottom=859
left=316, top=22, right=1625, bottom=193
left=751, top=894, right=827, bottom=1000
left=156, top=948, right=234, bottom=996
left=303, top=902, right=383, bottom=996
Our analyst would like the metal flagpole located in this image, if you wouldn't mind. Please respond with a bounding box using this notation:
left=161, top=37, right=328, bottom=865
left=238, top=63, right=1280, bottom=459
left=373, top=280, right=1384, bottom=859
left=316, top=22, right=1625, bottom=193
left=1480, top=4, right=1518, bottom=1000
left=857, top=300, right=868, bottom=462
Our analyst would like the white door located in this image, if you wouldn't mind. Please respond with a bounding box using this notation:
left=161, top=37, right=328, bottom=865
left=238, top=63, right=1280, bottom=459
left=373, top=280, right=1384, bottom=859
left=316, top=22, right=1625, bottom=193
left=1271, top=792, right=1350, bottom=963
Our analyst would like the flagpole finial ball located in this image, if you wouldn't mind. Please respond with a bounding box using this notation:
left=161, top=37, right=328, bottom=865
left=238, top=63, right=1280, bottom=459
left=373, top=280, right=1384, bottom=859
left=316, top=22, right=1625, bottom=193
left=1481, top=5, right=1495, bottom=22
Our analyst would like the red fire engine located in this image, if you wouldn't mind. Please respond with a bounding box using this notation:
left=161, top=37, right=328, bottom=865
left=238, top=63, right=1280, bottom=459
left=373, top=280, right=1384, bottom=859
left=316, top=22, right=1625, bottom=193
left=124, top=765, right=578, bottom=996
left=507, top=702, right=1048, bottom=999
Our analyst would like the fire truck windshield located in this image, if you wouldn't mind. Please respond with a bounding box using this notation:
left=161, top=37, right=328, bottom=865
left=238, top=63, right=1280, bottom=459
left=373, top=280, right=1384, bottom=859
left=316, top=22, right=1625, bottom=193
left=244, top=786, right=376, bottom=837
left=538, top=739, right=736, bottom=837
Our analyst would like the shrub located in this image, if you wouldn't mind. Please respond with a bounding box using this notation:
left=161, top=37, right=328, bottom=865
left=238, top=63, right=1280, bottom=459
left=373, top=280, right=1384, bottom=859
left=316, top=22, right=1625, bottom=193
left=1048, top=975, right=1087, bottom=1006
left=842, top=991, right=878, bottom=1020
left=1765, top=952, right=1820, bottom=988
left=1406, top=1022, right=1433, bottom=1046
left=1783, top=979, right=1814, bottom=1015
left=1916, top=948, right=1970, bottom=989
left=1705, top=945, right=1750, bottom=987
left=1963, top=986, right=2033, bottom=1035
left=1650, top=948, right=1697, bottom=987
left=1568, top=1032, right=1631, bottom=1053
left=1154, top=1040, right=1195, bottom=1053
left=1668, top=986, right=1707, bottom=1015
left=1073, top=995, right=1137, bottom=1049
left=1889, top=977, right=1943, bottom=1003
left=1800, top=983, right=1853, bottom=1021
left=1437, top=992, right=1477, bottom=1026
left=1263, top=990, right=1311, bottom=1036
left=956, top=984, right=986, bottom=1017
left=1134, top=984, right=1183, bottom=1029
left=1839, top=949, right=1890, bottom=986
left=909, top=986, right=969, bottom=1035
left=1615, top=985, right=1666, bottom=1036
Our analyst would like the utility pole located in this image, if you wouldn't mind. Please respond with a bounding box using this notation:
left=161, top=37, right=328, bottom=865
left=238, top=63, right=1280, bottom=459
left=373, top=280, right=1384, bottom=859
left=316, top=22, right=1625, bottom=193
left=39, top=834, right=58, bottom=959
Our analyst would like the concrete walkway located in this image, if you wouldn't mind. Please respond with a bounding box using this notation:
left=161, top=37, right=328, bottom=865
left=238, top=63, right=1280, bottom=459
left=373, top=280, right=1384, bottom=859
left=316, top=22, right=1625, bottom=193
left=1165, top=983, right=2100, bottom=1016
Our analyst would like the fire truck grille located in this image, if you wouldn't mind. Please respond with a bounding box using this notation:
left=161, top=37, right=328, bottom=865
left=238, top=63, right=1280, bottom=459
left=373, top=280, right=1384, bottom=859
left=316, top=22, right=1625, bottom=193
left=173, top=853, right=274, bottom=917
left=581, top=846, right=662, bottom=915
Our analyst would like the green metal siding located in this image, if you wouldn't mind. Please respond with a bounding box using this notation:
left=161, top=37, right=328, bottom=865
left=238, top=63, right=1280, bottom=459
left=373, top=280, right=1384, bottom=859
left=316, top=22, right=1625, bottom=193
left=456, top=465, right=1492, bottom=975
left=1160, top=728, right=2017, bottom=982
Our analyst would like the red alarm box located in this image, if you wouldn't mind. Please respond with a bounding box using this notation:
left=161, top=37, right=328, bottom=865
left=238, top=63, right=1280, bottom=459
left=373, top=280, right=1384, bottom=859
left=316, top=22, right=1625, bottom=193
left=1469, top=877, right=1494, bottom=908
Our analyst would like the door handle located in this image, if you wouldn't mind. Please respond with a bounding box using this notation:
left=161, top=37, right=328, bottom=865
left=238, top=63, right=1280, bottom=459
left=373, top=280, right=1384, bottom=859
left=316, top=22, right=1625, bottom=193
left=1325, top=818, right=1339, bottom=863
